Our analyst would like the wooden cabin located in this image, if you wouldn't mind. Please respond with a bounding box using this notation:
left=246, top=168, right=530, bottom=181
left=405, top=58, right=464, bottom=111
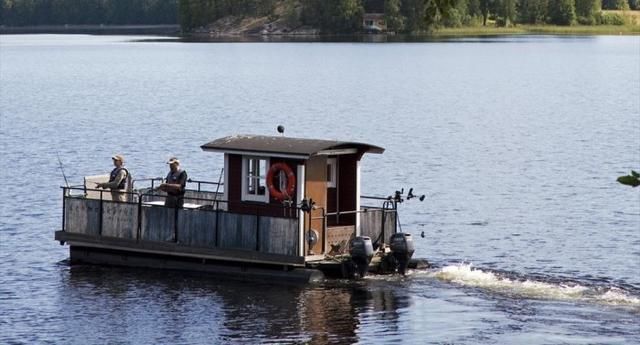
left=363, top=0, right=386, bottom=33
left=201, top=135, right=385, bottom=257
left=55, top=134, right=400, bottom=282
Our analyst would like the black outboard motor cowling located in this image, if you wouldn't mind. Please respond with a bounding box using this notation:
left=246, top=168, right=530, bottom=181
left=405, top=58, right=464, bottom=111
left=389, top=233, right=415, bottom=275
left=349, top=236, right=374, bottom=278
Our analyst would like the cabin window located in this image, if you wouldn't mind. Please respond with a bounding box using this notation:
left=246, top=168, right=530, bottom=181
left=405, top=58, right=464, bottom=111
left=365, top=20, right=374, bottom=26
left=242, top=156, right=269, bottom=202
left=327, top=158, right=337, bottom=188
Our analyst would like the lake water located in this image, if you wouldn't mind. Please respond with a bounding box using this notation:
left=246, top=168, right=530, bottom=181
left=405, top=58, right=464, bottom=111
left=1, top=34, right=639, bottom=344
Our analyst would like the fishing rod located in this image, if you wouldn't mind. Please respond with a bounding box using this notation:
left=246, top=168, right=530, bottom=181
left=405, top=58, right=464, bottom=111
left=213, top=167, right=224, bottom=205
left=56, top=152, right=70, bottom=188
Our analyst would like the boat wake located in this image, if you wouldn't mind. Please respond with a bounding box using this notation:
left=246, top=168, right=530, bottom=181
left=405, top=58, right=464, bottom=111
left=420, top=263, right=640, bottom=310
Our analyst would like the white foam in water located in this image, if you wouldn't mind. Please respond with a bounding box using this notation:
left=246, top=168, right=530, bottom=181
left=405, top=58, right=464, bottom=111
left=597, top=287, right=640, bottom=306
left=426, top=264, right=640, bottom=309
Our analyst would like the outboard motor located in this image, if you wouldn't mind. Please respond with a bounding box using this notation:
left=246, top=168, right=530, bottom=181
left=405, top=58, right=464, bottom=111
left=348, top=236, right=374, bottom=278
left=389, top=233, right=415, bottom=275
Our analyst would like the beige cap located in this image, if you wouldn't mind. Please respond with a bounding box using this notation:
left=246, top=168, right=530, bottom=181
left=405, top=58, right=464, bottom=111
left=167, top=157, right=180, bottom=165
left=111, top=154, right=125, bottom=163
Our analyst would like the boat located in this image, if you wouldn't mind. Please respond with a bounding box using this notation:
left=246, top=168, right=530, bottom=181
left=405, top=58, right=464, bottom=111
left=55, top=133, right=426, bottom=283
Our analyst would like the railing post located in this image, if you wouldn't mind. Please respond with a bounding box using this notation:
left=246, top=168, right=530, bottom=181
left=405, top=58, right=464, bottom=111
left=255, top=208, right=260, bottom=251
left=61, top=187, right=66, bottom=231
left=393, top=201, right=398, bottom=234
left=174, top=206, right=179, bottom=243
left=322, top=208, right=326, bottom=254
left=381, top=208, right=386, bottom=245
left=137, top=194, right=142, bottom=242
left=98, top=190, right=103, bottom=236
left=215, top=201, right=220, bottom=248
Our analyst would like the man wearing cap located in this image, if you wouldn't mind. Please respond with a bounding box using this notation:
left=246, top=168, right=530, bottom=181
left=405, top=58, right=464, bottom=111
left=96, top=155, right=129, bottom=202
left=159, top=157, right=187, bottom=208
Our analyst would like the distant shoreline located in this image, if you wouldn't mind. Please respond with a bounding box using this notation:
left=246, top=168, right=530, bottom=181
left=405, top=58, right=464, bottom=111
left=433, top=24, right=640, bottom=36
left=2, top=24, right=638, bottom=40
left=0, top=25, right=180, bottom=35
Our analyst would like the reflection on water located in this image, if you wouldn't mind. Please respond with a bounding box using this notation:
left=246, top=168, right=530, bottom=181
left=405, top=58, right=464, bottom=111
left=55, top=266, right=411, bottom=344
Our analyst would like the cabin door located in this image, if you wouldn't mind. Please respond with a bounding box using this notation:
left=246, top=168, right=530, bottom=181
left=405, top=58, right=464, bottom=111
left=304, top=155, right=327, bottom=255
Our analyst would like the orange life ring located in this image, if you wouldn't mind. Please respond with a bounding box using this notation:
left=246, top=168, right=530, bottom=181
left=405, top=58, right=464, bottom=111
left=267, top=162, right=296, bottom=201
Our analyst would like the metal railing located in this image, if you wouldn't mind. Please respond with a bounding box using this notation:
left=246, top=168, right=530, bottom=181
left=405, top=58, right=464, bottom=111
left=61, top=185, right=300, bottom=255
left=308, top=204, right=398, bottom=256
left=61, top=184, right=400, bottom=257
left=132, top=177, right=224, bottom=193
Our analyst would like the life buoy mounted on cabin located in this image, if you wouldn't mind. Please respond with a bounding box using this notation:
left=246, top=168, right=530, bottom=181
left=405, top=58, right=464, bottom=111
left=267, top=162, right=296, bottom=201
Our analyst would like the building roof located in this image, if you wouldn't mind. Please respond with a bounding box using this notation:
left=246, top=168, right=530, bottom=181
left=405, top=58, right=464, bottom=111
left=201, top=135, right=384, bottom=159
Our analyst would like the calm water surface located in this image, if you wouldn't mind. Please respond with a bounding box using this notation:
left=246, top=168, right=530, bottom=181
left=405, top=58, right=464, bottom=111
left=1, top=34, right=639, bottom=344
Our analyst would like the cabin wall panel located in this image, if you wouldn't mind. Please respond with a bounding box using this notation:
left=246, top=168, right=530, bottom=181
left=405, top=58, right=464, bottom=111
left=259, top=217, right=299, bottom=255
left=327, top=188, right=337, bottom=226
left=64, top=197, right=100, bottom=235
left=218, top=212, right=257, bottom=250
left=227, top=154, right=242, bottom=206
left=337, top=155, right=357, bottom=225
left=101, top=202, right=138, bottom=239
left=177, top=209, right=217, bottom=247
left=228, top=154, right=302, bottom=218
left=141, top=206, right=175, bottom=242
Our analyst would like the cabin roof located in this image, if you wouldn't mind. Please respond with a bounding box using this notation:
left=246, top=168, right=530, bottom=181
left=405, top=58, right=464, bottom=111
left=201, top=135, right=384, bottom=159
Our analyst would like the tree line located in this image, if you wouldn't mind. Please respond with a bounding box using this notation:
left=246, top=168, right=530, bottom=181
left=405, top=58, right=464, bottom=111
left=1, top=0, right=637, bottom=32
left=1, top=0, right=178, bottom=26
left=436, top=0, right=638, bottom=28
left=179, top=0, right=639, bottom=33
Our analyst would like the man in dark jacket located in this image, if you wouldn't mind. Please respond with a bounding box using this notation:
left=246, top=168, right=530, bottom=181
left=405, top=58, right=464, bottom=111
left=159, top=157, right=187, bottom=208
left=96, top=154, right=129, bottom=202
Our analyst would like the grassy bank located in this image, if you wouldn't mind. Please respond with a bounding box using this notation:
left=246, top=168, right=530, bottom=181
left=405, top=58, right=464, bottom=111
left=433, top=24, right=640, bottom=36
left=434, top=10, right=640, bottom=37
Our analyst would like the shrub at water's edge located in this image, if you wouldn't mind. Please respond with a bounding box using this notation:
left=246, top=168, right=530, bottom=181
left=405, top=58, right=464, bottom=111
left=618, top=171, right=640, bottom=187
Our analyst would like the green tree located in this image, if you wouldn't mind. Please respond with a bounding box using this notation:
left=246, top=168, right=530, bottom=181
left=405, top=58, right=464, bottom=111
left=602, top=0, right=630, bottom=9
left=401, top=0, right=427, bottom=32
left=479, top=0, right=496, bottom=25
left=302, top=0, right=362, bottom=33
left=575, top=0, right=601, bottom=24
left=518, top=0, right=549, bottom=24
left=467, top=0, right=483, bottom=16
left=496, top=0, right=517, bottom=26
left=424, top=0, right=456, bottom=29
left=549, top=0, right=576, bottom=25
left=384, top=0, right=405, bottom=32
